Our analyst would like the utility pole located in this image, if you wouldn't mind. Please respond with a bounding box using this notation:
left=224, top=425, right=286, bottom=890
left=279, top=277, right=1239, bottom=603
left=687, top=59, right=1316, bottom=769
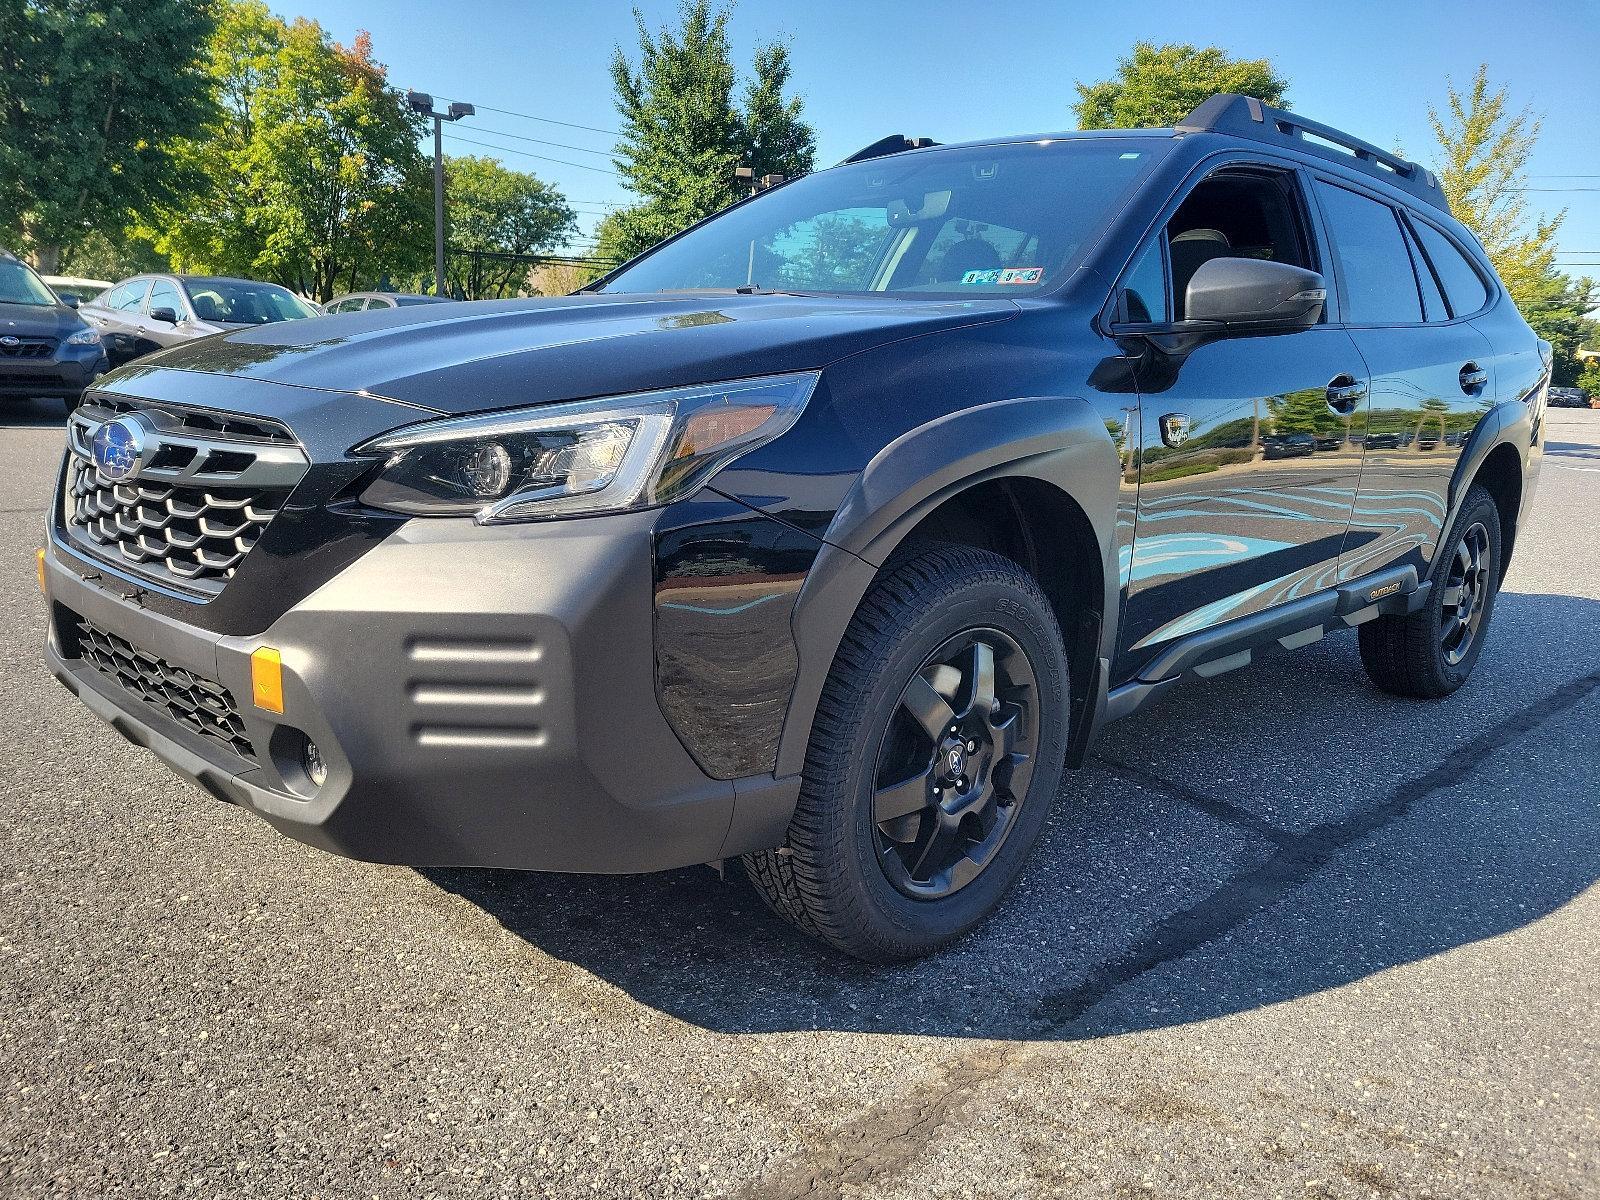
left=406, top=91, right=475, bottom=297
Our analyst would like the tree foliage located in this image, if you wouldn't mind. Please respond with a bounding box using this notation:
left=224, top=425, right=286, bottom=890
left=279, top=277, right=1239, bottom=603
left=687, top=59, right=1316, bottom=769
left=1429, top=65, right=1598, bottom=385
left=143, top=1, right=432, bottom=300
left=0, top=0, right=215, bottom=272
left=442, top=156, right=576, bottom=298
left=1074, top=42, right=1287, bottom=130
left=597, top=0, right=815, bottom=264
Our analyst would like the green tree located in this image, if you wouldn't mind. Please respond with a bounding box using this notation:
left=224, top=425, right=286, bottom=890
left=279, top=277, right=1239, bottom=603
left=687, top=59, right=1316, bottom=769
left=443, top=156, right=576, bottom=299
left=1074, top=42, right=1288, bottom=130
left=597, top=0, right=815, bottom=264
left=1428, top=65, right=1600, bottom=383
left=144, top=3, right=432, bottom=300
left=0, top=0, right=215, bottom=273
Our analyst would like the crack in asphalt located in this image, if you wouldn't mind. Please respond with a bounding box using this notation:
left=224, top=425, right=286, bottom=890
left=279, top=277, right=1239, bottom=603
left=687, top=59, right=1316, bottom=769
left=1097, top=754, right=1297, bottom=845
left=728, top=1045, right=1022, bottom=1200
left=1033, top=669, right=1600, bottom=1029
left=741, top=669, right=1600, bottom=1200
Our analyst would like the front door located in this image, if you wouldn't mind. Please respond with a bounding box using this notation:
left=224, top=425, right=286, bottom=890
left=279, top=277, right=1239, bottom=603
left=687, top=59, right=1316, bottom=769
left=1115, top=165, right=1369, bottom=679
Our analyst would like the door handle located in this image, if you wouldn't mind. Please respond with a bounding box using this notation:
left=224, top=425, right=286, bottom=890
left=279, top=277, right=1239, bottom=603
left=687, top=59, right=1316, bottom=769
left=1459, top=362, right=1488, bottom=393
left=1325, top=375, right=1367, bottom=413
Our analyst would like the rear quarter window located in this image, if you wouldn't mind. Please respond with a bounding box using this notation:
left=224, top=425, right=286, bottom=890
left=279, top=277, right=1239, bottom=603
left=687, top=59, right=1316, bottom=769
left=1411, top=220, right=1489, bottom=317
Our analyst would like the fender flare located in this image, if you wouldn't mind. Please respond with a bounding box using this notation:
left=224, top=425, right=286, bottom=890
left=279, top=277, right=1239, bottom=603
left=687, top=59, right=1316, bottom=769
left=1435, top=397, right=1535, bottom=582
left=772, top=395, right=1125, bottom=778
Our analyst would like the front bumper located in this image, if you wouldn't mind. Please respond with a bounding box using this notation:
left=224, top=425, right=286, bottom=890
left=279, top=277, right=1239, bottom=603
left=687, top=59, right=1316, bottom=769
left=0, top=350, right=106, bottom=398
left=44, top=510, right=794, bottom=873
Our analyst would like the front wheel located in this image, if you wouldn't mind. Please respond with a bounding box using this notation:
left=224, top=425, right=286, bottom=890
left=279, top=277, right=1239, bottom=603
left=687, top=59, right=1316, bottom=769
left=743, top=545, right=1069, bottom=961
left=1359, top=484, right=1504, bottom=699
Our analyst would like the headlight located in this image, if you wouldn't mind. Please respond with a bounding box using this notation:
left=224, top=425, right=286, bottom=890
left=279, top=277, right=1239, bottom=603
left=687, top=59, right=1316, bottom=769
left=64, top=328, right=101, bottom=346
left=354, top=371, right=819, bottom=522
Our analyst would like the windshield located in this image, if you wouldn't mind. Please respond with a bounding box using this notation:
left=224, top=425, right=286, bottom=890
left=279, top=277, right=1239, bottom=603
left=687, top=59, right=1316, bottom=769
left=186, top=280, right=318, bottom=324
left=0, top=259, right=61, bottom=307
left=598, top=138, right=1163, bottom=299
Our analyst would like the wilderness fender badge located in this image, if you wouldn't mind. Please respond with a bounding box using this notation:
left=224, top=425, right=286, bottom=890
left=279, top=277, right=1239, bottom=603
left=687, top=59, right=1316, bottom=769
left=960, top=267, right=1044, bottom=286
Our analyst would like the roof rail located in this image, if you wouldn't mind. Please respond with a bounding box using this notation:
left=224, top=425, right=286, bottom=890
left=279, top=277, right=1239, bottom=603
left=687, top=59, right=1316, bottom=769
left=1176, top=94, right=1449, bottom=214
left=842, top=135, right=939, bottom=164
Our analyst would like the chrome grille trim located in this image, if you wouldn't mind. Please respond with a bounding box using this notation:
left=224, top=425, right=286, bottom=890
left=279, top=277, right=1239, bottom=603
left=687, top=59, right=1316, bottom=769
left=62, top=398, right=309, bottom=596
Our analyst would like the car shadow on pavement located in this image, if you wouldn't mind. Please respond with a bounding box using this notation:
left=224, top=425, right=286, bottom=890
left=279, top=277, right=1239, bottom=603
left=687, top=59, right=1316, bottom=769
left=1, top=398, right=73, bottom=428
left=424, top=590, right=1600, bottom=1042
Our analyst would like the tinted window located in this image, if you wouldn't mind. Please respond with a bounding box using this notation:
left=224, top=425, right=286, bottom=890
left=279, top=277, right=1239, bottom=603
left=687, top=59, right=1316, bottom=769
left=1402, top=223, right=1449, bottom=321
left=1122, top=241, right=1166, bottom=322
left=1412, top=220, right=1489, bottom=317
left=1314, top=182, right=1422, bottom=324
left=148, top=279, right=184, bottom=317
left=599, top=140, right=1162, bottom=298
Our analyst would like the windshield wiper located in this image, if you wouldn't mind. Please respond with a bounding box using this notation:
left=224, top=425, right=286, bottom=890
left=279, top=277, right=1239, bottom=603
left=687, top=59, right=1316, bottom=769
left=654, top=285, right=799, bottom=297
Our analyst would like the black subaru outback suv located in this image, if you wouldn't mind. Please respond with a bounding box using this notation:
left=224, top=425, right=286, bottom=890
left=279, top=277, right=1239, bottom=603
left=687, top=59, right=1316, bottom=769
left=42, top=96, right=1546, bottom=960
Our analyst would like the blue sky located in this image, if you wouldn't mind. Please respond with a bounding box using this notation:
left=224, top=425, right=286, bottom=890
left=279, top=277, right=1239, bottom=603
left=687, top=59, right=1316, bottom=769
left=269, top=0, right=1600, bottom=272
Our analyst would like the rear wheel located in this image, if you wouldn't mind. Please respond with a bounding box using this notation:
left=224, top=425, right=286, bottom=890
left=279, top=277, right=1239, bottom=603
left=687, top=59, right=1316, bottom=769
left=1359, top=485, right=1503, bottom=699
left=743, top=545, right=1069, bottom=961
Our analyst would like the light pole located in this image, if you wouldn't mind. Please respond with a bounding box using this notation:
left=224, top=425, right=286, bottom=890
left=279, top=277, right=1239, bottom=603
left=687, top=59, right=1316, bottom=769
left=406, top=91, right=474, bottom=297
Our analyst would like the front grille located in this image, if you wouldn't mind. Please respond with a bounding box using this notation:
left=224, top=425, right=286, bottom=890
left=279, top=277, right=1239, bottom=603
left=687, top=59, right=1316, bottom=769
left=0, top=337, right=55, bottom=359
left=61, top=399, right=309, bottom=596
left=66, top=461, right=282, bottom=584
left=73, top=617, right=256, bottom=763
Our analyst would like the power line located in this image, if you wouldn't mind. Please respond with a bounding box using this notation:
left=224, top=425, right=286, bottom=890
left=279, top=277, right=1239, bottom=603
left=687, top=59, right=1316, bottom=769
left=442, top=130, right=620, bottom=176
left=467, top=102, right=620, bottom=139
left=471, top=123, right=616, bottom=159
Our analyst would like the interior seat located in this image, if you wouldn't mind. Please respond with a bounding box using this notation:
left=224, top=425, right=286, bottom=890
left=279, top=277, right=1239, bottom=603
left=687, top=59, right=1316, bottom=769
left=936, top=238, right=1002, bottom=282
left=1169, top=228, right=1233, bottom=318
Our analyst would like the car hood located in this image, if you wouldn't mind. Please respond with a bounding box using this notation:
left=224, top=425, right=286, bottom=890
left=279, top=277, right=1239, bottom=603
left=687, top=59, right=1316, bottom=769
left=0, top=300, right=85, bottom=338
left=133, top=293, right=1020, bottom=414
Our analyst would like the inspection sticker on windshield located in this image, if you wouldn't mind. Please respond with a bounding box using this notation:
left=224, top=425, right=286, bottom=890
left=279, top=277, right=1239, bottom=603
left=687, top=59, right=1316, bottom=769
left=961, top=267, right=1044, bottom=286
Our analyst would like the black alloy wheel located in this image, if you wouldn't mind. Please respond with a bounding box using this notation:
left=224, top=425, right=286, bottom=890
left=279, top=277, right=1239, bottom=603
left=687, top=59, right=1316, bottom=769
left=1439, top=520, right=1492, bottom=667
left=742, top=544, right=1069, bottom=962
left=872, top=630, right=1038, bottom=899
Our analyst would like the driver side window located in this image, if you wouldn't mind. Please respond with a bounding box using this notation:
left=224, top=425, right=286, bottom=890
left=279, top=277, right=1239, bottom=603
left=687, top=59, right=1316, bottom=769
left=1122, top=167, right=1318, bottom=322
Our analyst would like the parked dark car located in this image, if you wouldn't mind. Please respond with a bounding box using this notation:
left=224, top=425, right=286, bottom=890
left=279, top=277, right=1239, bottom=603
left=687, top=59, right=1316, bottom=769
left=0, top=250, right=109, bottom=410
left=80, top=274, right=319, bottom=366
left=1264, top=432, right=1317, bottom=458
left=1547, top=386, right=1588, bottom=409
left=324, top=291, right=455, bottom=313
left=41, top=96, right=1547, bottom=961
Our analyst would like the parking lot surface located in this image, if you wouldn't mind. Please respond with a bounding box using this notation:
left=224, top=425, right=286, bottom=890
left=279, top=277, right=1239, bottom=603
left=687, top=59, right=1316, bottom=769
left=2, top=403, right=1596, bottom=1198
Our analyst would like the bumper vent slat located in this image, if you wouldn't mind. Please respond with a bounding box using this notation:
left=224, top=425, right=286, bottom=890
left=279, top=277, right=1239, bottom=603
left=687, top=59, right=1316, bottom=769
left=73, top=616, right=256, bottom=763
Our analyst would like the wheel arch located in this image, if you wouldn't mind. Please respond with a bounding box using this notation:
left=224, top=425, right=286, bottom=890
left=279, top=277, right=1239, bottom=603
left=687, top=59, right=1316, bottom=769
left=1447, top=399, right=1534, bottom=582
left=773, top=396, right=1124, bottom=780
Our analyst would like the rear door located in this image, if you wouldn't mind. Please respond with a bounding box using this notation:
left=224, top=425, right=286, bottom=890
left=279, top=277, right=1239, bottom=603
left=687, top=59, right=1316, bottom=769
left=83, top=280, right=151, bottom=365
left=1116, top=160, right=1369, bottom=676
left=1310, top=178, right=1497, bottom=581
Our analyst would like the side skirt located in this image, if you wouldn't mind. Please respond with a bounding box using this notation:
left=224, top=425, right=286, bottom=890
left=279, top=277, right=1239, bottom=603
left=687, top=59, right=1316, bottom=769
left=1089, top=562, right=1430, bottom=732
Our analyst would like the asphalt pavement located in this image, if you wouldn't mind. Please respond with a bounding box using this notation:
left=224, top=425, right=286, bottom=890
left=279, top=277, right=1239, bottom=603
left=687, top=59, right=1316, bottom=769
left=1, top=400, right=1596, bottom=1198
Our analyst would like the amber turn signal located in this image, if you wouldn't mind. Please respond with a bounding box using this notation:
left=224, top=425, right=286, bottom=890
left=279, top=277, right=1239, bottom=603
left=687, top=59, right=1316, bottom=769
left=251, top=646, right=284, bottom=714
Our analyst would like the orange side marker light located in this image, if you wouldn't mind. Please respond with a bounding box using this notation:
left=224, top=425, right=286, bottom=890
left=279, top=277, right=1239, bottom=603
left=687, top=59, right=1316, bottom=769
left=251, top=647, right=284, bottom=714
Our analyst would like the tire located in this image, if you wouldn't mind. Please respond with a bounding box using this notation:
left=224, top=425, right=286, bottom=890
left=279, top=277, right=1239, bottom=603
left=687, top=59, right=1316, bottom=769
left=743, top=545, right=1069, bottom=961
left=1358, top=484, right=1504, bottom=699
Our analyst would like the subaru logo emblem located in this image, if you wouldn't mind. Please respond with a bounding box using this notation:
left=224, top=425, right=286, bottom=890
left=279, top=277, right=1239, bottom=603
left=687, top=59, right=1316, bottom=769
left=91, top=416, right=145, bottom=482
left=0, top=336, right=18, bottom=347
left=947, top=747, right=965, bottom=775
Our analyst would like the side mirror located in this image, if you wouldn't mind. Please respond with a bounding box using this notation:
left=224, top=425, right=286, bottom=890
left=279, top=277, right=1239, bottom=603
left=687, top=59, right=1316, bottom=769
left=60, top=294, right=80, bottom=309
left=149, top=306, right=179, bottom=324
left=1185, top=258, right=1325, bottom=331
